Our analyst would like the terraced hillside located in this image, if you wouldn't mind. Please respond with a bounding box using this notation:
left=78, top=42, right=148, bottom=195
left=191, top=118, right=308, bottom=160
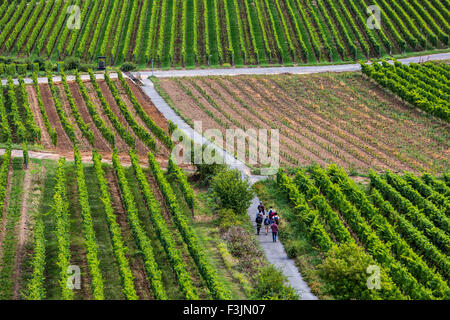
left=0, top=0, right=448, bottom=68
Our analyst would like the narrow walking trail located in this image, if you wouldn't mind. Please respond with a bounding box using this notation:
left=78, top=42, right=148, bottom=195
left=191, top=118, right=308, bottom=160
left=139, top=77, right=318, bottom=299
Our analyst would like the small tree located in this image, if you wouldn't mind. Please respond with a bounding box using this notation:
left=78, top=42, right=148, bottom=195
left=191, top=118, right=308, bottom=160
left=211, top=169, right=254, bottom=215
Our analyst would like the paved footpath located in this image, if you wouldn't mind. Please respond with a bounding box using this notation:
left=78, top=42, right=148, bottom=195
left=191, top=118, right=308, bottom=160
left=136, top=52, right=450, bottom=78
left=140, top=77, right=318, bottom=300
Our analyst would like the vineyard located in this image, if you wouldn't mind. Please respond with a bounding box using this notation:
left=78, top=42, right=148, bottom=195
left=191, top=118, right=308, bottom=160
left=362, top=60, right=450, bottom=122
left=0, top=66, right=173, bottom=164
left=0, top=0, right=448, bottom=68
left=154, top=72, right=449, bottom=174
left=253, top=165, right=450, bottom=300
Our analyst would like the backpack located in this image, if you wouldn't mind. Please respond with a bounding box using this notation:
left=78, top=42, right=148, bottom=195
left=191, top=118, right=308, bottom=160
left=264, top=217, right=270, bottom=225
left=273, top=215, right=280, bottom=224
left=256, top=216, right=263, bottom=224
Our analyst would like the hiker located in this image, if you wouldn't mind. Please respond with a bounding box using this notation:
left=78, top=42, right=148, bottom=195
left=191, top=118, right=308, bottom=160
left=269, top=209, right=276, bottom=220
left=273, top=212, right=280, bottom=225
left=257, top=202, right=265, bottom=215
left=267, top=207, right=274, bottom=217
left=255, top=214, right=263, bottom=235
left=271, top=222, right=279, bottom=242
left=264, top=215, right=271, bottom=235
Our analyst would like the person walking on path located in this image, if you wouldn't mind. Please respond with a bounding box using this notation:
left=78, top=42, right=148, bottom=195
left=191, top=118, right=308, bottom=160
left=273, top=212, right=280, bottom=225
left=271, top=222, right=279, bottom=242
left=256, top=214, right=263, bottom=235
left=258, top=202, right=265, bottom=215
left=264, top=215, right=271, bottom=235
left=269, top=209, right=276, bottom=220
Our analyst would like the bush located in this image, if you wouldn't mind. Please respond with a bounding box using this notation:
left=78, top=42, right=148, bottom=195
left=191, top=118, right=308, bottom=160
left=195, top=161, right=227, bottom=186
left=120, top=62, right=137, bottom=72
left=317, top=242, right=391, bottom=300
left=251, top=265, right=298, bottom=300
left=64, top=57, right=80, bottom=70
left=211, top=169, right=254, bottom=215
left=79, top=63, right=96, bottom=72
left=0, top=63, right=3, bottom=75
left=6, top=64, right=16, bottom=76
left=33, top=58, right=45, bottom=71
left=17, top=64, right=27, bottom=75
left=216, top=208, right=242, bottom=229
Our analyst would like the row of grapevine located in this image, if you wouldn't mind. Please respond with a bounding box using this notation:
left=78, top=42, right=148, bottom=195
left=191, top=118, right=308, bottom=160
left=385, top=171, right=449, bottom=232
left=60, top=70, right=95, bottom=145
left=0, top=89, right=12, bottom=143
left=6, top=76, right=27, bottom=142
left=3, top=0, right=36, bottom=51
left=132, top=0, right=150, bottom=60
left=122, top=0, right=139, bottom=61
left=144, top=0, right=158, bottom=62
left=276, top=169, right=334, bottom=251
left=127, top=149, right=198, bottom=299
left=293, top=169, right=353, bottom=244
left=155, top=0, right=169, bottom=61
left=310, top=166, right=432, bottom=299
left=65, top=0, right=91, bottom=56
left=28, top=0, right=55, bottom=55
left=26, top=203, right=46, bottom=300
left=422, top=173, right=450, bottom=198
left=167, top=158, right=194, bottom=211
left=91, top=151, right=138, bottom=299
left=361, top=61, right=449, bottom=122
left=0, top=0, right=28, bottom=50
left=32, top=71, right=57, bottom=146
left=53, top=158, right=74, bottom=300
left=46, top=72, right=77, bottom=144
left=76, top=0, right=102, bottom=57
left=35, top=0, right=63, bottom=54
left=369, top=171, right=450, bottom=254
left=0, top=148, right=12, bottom=226
left=87, top=0, right=111, bottom=58
left=73, top=148, right=104, bottom=299
left=16, top=0, right=46, bottom=52
left=117, top=72, right=173, bottom=149
left=104, top=72, right=157, bottom=151
left=327, top=165, right=449, bottom=299
left=56, top=0, right=82, bottom=56
left=45, top=0, right=73, bottom=56
left=18, top=77, right=41, bottom=141
left=112, top=150, right=170, bottom=299
left=0, top=0, right=448, bottom=65
left=86, top=70, right=134, bottom=147
left=370, top=187, right=450, bottom=281
left=146, top=150, right=231, bottom=299
left=75, top=72, right=116, bottom=146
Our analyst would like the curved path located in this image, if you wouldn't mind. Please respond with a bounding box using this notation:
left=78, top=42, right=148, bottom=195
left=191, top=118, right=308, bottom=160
left=139, top=77, right=317, bottom=300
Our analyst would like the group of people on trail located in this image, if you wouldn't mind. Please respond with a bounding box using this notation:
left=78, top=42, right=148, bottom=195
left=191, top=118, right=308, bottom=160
left=255, top=202, right=280, bottom=242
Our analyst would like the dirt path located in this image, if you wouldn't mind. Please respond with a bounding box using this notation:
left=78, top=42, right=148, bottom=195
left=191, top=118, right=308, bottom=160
left=12, top=165, right=32, bottom=299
